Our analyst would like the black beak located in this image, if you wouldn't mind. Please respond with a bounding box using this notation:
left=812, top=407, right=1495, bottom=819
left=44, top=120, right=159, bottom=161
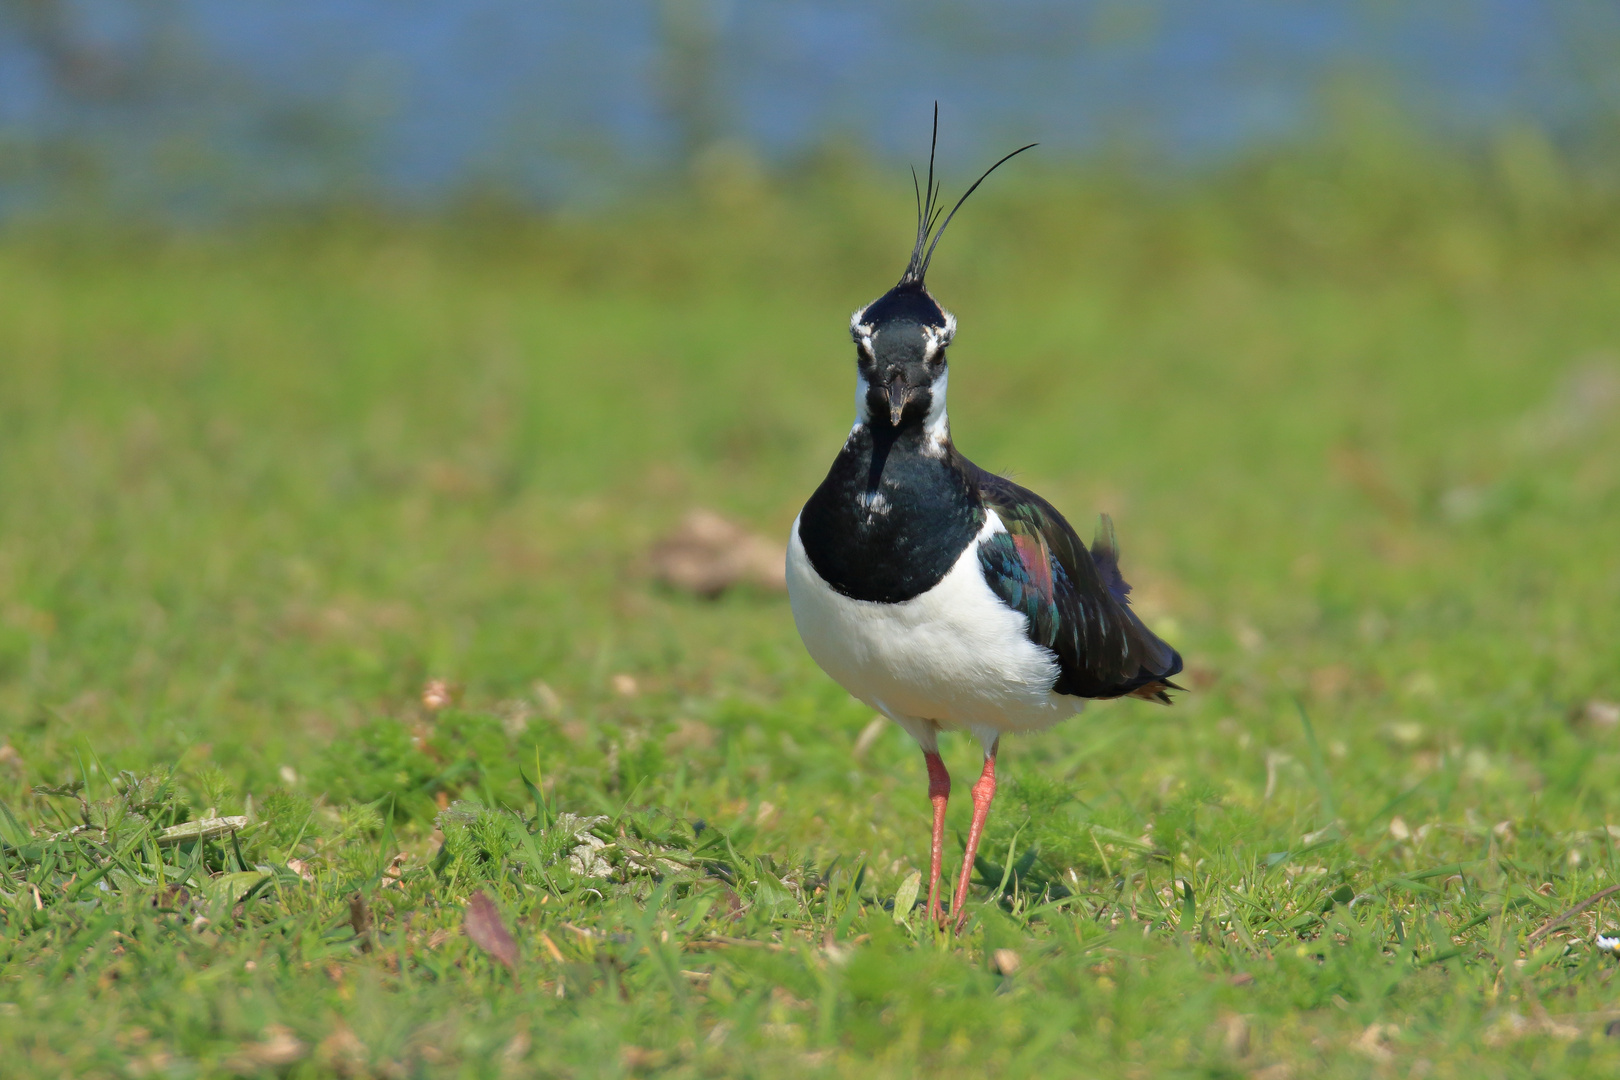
left=886, top=382, right=915, bottom=426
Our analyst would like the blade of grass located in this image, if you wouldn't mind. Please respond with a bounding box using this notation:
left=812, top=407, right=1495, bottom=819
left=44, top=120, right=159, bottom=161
left=1294, top=698, right=1337, bottom=824
left=0, top=801, right=29, bottom=847
left=994, top=823, right=1026, bottom=901
left=67, top=829, right=150, bottom=899
left=1362, top=779, right=1427, bottom=837
left=520, top=761, right=551, bottom=831
left=374, top=794, right=397, bottom=881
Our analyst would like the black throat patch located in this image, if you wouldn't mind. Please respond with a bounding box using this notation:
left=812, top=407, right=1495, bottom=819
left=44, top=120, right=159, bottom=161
left=797, top=424, right=984, bottom=604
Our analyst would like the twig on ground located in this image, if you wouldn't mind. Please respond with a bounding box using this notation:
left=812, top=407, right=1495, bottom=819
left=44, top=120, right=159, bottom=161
left=1526, top=883, right=1620, bottom=946
left=690, top=935, right=788, bottom=952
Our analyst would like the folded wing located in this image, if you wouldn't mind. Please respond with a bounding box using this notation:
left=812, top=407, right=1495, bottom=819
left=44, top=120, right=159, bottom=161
left=970, top=465, right=1183, bottom=702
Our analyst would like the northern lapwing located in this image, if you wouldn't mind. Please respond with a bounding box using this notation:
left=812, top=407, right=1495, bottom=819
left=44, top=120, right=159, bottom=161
left=786, top=114, right=1184, bottom=931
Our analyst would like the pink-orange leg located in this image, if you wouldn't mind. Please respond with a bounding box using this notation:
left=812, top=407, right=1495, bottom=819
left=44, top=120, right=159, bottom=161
left=950, top=742, right=999, bottom=932
left=922, top=751, right=952, bottom=927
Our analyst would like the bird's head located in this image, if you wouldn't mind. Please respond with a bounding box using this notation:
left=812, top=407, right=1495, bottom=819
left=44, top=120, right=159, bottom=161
left=850, top=280, right=954, bottom=430
left=848, top=110, right=1034, bottom=438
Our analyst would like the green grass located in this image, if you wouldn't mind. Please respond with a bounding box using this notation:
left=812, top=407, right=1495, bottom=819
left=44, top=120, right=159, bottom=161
left=4, top=141, right=1620, bottom=1077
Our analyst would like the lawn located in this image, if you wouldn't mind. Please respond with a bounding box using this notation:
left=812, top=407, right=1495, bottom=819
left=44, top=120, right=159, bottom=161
left=3, top=141, right=1620, bottom=1077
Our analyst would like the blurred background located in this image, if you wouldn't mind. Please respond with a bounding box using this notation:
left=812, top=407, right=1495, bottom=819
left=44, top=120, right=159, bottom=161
left=2, top=0, right=1618, bottom=798
left=4, top=1, right=1620, bottom=213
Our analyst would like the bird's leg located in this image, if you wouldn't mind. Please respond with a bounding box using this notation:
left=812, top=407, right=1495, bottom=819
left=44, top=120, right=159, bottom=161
left=922, top=750, right=951, bottom=927
left=950, top=741, right=999, bottom=933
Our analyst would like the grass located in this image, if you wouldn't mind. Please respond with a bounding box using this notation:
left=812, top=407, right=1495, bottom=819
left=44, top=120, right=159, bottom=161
left=3, top=137, right=1620, bottom=1077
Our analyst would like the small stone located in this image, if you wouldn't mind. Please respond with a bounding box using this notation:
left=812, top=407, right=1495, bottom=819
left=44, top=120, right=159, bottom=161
left=421, top=679, right=452, bottom=711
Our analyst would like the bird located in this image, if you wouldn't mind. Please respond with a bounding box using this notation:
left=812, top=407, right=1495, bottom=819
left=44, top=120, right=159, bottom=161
left=785, top=112, right=1184, bottom=931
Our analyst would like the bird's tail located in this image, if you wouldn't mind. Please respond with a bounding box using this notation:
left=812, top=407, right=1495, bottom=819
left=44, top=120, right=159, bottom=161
left=1126, top=678, right=1186, bottom=705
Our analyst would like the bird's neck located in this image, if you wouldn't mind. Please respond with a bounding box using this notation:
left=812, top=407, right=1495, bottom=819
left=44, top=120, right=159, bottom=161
left=798, top=417, right=982, bottom=603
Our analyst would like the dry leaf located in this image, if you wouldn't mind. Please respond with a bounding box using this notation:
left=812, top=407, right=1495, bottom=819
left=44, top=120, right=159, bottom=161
left=249, top=1025, right=306, bottom=1066
left=349, top=891, right=373, bottom=949
left=501, top=1032, right=532, bottom=1065
left=464, top=890, right=519, bottom=970
left=156, top=816, right=249, bottom=845
left=1219, top=1014, right=1250, bottom=1057
left=621, top=1046, right=666, bottom=1069
left=1354, top=1022, right=1398, bottom=1062
left=1587, top=700, right=1620, bottom=728
left=648, top=509, right=786, bottom=597
left=851, top=716, right=888, bottom=762
left=316, top=1025, right=367, bottom=1072
left=663, top=718, right=717, bottom=753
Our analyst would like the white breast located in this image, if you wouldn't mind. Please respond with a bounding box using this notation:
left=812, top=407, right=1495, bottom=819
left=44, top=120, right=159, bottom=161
left=785, top=510, right=1082, bottom=747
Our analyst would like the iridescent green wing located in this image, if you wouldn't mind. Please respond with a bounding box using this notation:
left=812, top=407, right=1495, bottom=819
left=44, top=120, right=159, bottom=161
left=969, top=464, right=1183, bottom=700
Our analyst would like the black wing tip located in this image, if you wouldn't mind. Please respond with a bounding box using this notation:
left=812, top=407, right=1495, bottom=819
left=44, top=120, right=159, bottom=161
left=1115, top=646, right=1186, bottom=704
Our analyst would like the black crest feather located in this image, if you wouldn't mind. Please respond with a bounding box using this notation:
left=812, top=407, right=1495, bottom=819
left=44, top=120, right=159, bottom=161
left=899, top=103, right=1037, bottom=287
